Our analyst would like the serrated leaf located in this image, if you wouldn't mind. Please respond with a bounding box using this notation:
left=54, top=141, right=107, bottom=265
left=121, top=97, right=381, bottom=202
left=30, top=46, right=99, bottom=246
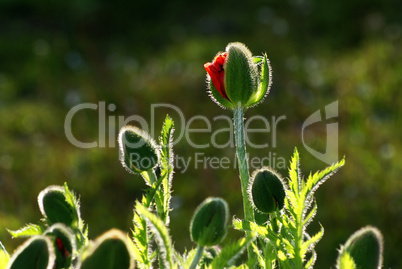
left=157, top=115, right=175, bottom=225
left=63, top=183, right=83, bottom=229
left=250, top=241, right=264, bottom=268
left=304, top=250, right=317, bottom=269
left=288, top=148, right=301, bottom=201
left=303, top=157, right=345, bottom=200
left=232, top=218, right=275, bottom=241
left=131, top=211, right=150, bottom=267
left=209, top=235, right=254, bottom=269
left=136, top=202, right=173, bottom=269
left=302, top=200, right=318, bottom=227
left=301, top=225, right=324, bottom=258
left=7, top=224, right=43, bottom=238
left=337, top=250, right=357, bottom=269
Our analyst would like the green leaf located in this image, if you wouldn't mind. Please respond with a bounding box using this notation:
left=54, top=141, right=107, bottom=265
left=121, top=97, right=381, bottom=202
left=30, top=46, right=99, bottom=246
left=157, top=115, right=175, bottom=224
left=0, top=241, right=9, bottom=269
left=337, top=250, right=357, bottom=269
left=80, top=229, right=134, bottom=269
left=136, top=202, right=174, bottom=268
left=301, top=225, right=324, bottom=258
left=304, top=250, right=317, bottom=269
left=264, top=242, right=276, bottom=269
left=253, top=56, right=263, bottom=63
left=302, top=200, right=317, bottom=227
left=303, top=157, right=345, bottom=200
left=8, top=236, right=55, bottom=269
left=7, top=224, right=43, bottom=238
left=250, top=241, right=264, bottom=268
left=63, top=183, right=84, bottom=230
left=209, top=235, right=254, bottom=269
left=131, top=211, right=150, bottom=267
left=288, top=148, right=301, bottom=199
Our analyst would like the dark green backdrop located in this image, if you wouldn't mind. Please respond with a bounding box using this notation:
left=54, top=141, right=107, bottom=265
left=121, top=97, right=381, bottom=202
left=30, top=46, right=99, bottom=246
left=0, top=0, right=401, bottom=267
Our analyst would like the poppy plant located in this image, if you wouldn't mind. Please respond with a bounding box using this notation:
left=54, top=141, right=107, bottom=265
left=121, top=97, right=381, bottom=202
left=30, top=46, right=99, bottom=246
left=204, top=42, right=272, bottom=109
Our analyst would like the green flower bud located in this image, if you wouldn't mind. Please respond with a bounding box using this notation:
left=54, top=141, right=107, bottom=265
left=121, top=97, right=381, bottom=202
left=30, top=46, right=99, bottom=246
left=337, top=226, right=383, bottom=269
left=249, top=168, right=286, bottom=214
left=190, top=197, right=229, bottom=247
left=118, top=125, right=159, bottom=173
left=79, top=229, right=134, bottom=269
left=38, top=186, right=80, bottom=228
left=7, top=235, right=56, bottom=269
left=44, top=224, right=76, bottom=269
left=204, top=42, right=272, bottom=109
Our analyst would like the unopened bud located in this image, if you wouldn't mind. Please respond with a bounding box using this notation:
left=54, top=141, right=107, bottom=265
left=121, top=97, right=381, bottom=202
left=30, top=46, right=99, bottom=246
left=190, top=197, right=229, bottom=247
left=249, top=168, right=286, bottom=214
left=38, top=186, right=80, bottom=228
left=118, top=126, right=159, bottom=173
left=337, top=226, right=383, bottom=269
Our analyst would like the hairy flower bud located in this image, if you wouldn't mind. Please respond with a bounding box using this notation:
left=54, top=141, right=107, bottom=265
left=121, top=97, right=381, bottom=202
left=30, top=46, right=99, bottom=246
left=337, top=226, right=383, bottom=269
left=79, top=229, right=134, bottom=269
left=190, top=197, right=229, bottom=247
left=38, top=186, right=80, bottom=228
left=204, top=42, right=272, bottom=109
left=118, top=125, right=159, bottom=173
left=7, top=236, right=55, bottom=269
left=249, top=168, right=286, bottom=214
left=44, top=224, right=76, bottom=269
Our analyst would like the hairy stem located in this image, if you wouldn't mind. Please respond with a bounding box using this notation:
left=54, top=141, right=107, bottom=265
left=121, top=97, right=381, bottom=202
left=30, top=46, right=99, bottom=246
left=233, top=107, right=255, bottom=258
left=189, top=245, right=204, bottom=269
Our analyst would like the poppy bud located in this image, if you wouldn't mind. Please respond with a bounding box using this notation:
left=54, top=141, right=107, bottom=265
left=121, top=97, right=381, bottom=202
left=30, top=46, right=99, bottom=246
left=44, top=224, right=76, bottom=269
left=118, top=125, right=159, bottom=173
left=248, top=168, right=286, bottom=214
left=204, top=42, right=272, bottom=109
left=7, top=235, right=56, bottom=269
left=79, top=229, right=134, bottom=269
left=337, top=226, right=383, bottom=269
left=190, top=197, right=229, bottom=247
left=38, top=186, right=80, bottom=228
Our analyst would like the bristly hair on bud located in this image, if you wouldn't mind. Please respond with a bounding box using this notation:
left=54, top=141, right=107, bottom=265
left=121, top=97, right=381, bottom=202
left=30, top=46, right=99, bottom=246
left=38, top=186, right=80, bottom=229
left=205, top=42, right=272, bottom=110
left=248, top=167, right=286, bottom=214
left=78, top=229, right=135, bottom=269
left=118, top=125, right=160, bottom=174
left=337, top=226, right=384, bottom=269
left=190, top=197, right=229, bottom=247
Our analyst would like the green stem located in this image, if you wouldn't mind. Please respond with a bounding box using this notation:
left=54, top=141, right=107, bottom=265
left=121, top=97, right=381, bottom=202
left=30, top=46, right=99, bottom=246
left=233, top=107, right=255, bottom=258
left=189, top=245, right=204, bottom=269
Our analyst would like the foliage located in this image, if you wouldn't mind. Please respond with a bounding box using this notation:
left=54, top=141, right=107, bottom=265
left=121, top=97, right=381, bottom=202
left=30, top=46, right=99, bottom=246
left=0, top=112, right=383, bottom=268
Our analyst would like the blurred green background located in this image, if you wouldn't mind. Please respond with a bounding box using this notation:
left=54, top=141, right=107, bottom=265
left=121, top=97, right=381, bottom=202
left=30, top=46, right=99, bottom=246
left=0, top=0, right=401, bottom=267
